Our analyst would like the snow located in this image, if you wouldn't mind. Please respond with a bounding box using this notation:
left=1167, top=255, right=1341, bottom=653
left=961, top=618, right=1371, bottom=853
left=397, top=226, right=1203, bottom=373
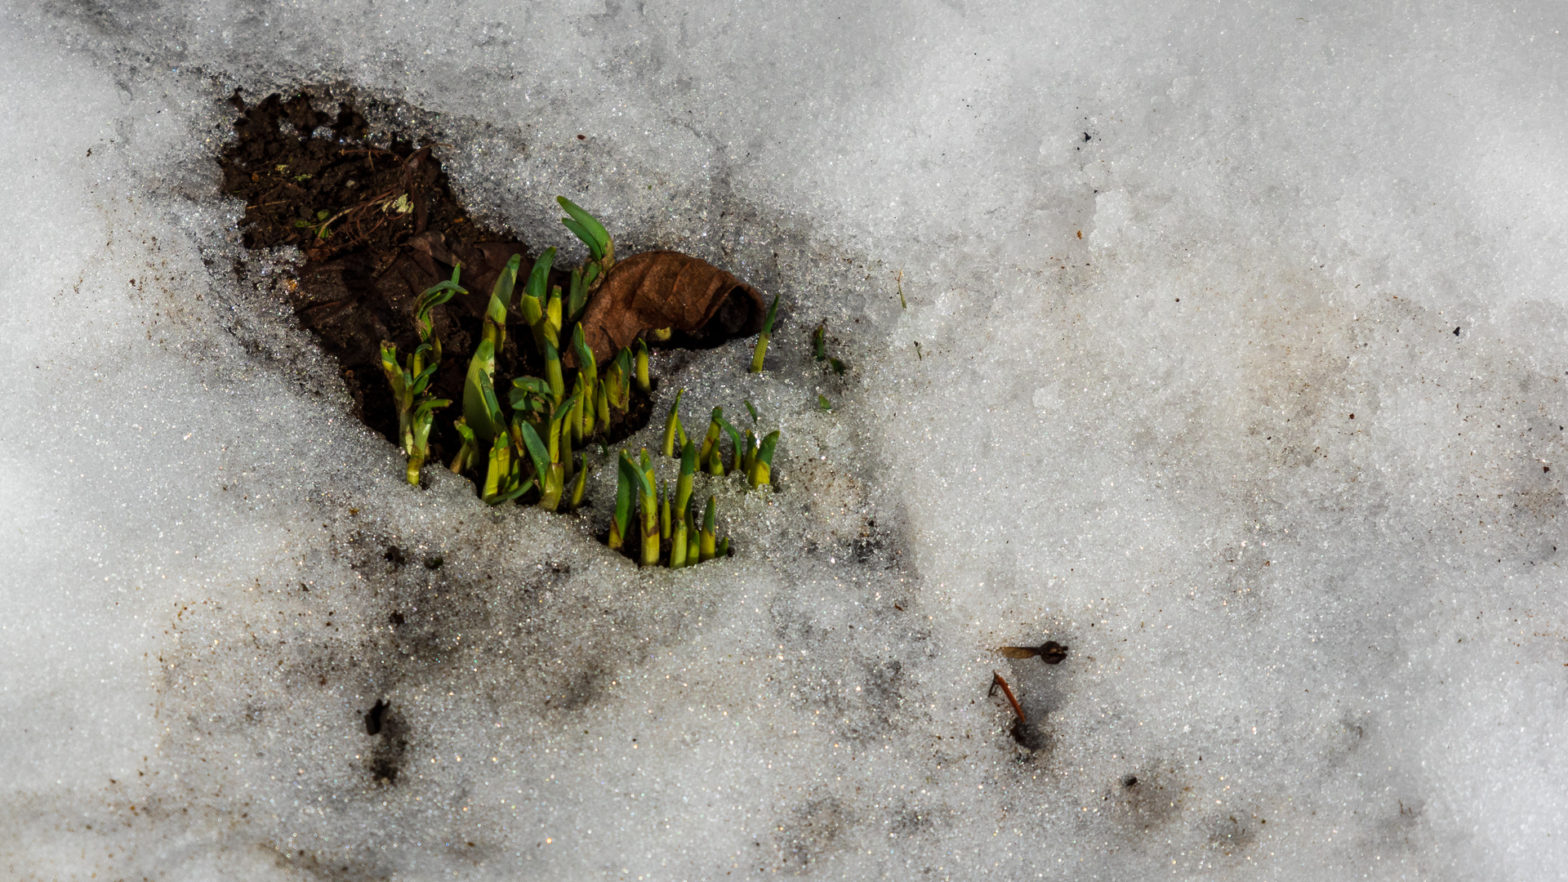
left=4, top=0, right=1567, bottom=879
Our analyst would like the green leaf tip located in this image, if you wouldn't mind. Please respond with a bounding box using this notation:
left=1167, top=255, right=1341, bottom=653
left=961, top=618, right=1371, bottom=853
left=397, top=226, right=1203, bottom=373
left=761, top=294, right=781, bottom=334
left=556, top=196, right=613, bottom=266
left=524, top=248, right=555, bottom=302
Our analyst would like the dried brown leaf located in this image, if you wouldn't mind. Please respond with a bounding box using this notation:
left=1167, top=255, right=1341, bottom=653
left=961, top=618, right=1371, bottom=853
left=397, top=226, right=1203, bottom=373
left=577, top=250, right=765, bottom=363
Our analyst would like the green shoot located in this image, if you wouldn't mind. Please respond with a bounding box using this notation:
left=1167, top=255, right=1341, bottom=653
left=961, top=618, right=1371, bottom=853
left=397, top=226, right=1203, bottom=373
left=525, top=248, right=555, bottom=303
left=634, top=338, right=650, bottom=393
left=659, top=481, right=671, bottom=542
left=518, top=285, right=543, bottom=329
left=462, top=338, right=504, bottom=442
left=743, top=399, right=759, bottom=424
left=818, top=394, right=832, bottom=411
left=603, top=347, right=632, bottom=411
left=381, top=265, right=464, bottom=486
left=557, top=196, right=614, bottom=270
left=414, top=264, right=466, bottom=355
left=543, top=336, right=565, bottom=403
left=481, top=434, right=508, bottom=501
left=698, top=407, right=724, bottom=465
left=378, top=265, right=467, bottom=484
left=519, top=248, right=555, bottom=353
left=379, top=340, right=438, bottom=483
left=406, top=397, right=449, bottom=485
left=596, top=377, right=611, bottom=429
left=571, top=324, right=598, bottom=439
left=616, top=348, right=633, bottom=406
left=687, top=508, right=701, bottom=565
left=713, top=410, right=744, bottom=473
left=482, top=255, right=520, bottom=351
left=571, top=377, right=592, bottom=439
left=610, top=452, right=638, bottom=552
left=662, top=389, right=687, bottom=458
left=568, top=454, right=589, bottom=510
left=741, top=428, right=757, bottom=475
left=567, top=267, right=587, bottom=325
left=749, top=294, right=780, bottom=373
left=509, top=375, right=552, bottom=416
left=638, top=449, right=659, bottom=566
left=750, top=430, right=779, bottom=488
left=546, top=285, right=563, bottom=344
left=571, top=323, right=598, bottom=392
left=482, top=434, right=533, bottom=505
left=716, top=536, right=730, bottom=557
left=555, top=391, right=575, bottom=468
left=538, top=393, right=580, bottom=511
left=670, top=508, right=688, bottom=569
left=517, top=420, right=554, bottom=510
left=811, top=322, right=845, bottom=373
left=675, top=441, right=697, bottom=525
left=450, top=417, right=477, bottom=473
left=699, top=496, right=717, bottom=562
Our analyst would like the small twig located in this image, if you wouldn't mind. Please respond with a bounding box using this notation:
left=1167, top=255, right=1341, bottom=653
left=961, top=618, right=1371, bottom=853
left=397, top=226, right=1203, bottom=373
left=989, top=671, right=1027, bottom=726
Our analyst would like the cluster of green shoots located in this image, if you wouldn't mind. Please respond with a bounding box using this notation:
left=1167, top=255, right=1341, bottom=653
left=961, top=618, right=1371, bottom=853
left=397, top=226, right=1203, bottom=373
left=606, top=446, right=725, bottom=568
left=603, top=395, right=780, bottom=568
left=662, top=395, right=779, bottom=488
left=378, top=265, right=466, bottom=486
left=380, top=198, right=782, bottom=567
left=446, top=199, right=645, bottom=511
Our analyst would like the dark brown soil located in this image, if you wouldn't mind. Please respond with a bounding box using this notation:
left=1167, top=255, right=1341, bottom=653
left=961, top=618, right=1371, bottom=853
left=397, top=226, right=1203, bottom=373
left=220, top=90, right=660, bottom=470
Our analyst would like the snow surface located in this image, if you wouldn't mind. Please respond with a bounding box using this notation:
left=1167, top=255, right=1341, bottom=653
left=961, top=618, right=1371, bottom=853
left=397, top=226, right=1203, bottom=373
left=4, top=0, right=1567, bottom=879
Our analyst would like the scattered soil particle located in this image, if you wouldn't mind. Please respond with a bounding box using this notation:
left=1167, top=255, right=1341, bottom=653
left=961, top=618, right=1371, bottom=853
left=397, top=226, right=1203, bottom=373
left=1010, top=719, right=1050, bottom=751
left=364, top=699, right=390, bottom=736
left=362, top=699, right=408, bottom=784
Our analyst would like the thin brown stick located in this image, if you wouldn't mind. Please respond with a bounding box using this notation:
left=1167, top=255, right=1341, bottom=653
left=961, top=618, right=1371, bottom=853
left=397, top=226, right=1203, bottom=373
left=990, top=671, right=1027, bottom=725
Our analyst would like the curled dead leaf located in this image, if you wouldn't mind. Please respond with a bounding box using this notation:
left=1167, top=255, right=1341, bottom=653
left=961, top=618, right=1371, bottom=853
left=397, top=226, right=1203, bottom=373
left=577, top=250, right=765, bottom=363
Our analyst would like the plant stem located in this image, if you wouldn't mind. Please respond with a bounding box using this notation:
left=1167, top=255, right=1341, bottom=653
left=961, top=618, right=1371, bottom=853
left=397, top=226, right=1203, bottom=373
left=569, top=455, right=589, bottom=510
left=659, top=481, right=671, bottom=542
left=662, top=389, right=686, bottom=458
left=670, top=514, right=687, bottom=569
left=749, top=332, right=770, bottom=373
left=749, top=294, right=780, bottom=373
left=699, top=496, right=717, bottom=561
left=675, top=441, right=696, bottom=523
left=749, top=430, right=779, bottom=488
left=634, top=338, right=650, bottom=392
left=639, top=449, right=659, bottom=566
